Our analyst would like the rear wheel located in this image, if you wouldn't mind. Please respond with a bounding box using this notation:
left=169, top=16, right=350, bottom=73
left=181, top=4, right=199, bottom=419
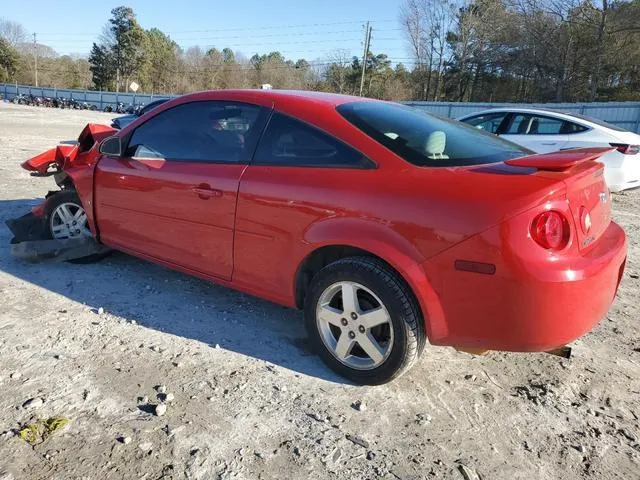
left=304, top=256, right=425, bottom=385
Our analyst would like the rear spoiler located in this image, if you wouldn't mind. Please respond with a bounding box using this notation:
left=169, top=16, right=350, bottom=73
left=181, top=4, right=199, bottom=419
left=504, top=147, right=614, bottom=171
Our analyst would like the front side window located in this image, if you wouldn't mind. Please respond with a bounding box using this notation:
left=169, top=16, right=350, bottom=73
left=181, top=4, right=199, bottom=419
left=337, top=102, right=530, bottom=167
left=253, top=113, right=372, bottom=168
left=126, top=101, right=266, bottom=163
left=462, top=112, right=508, bottom=134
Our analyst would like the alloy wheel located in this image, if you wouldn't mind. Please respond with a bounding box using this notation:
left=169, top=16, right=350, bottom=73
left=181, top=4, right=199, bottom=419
left=315, top=281, right=394, bottom=370
left=50, top=202, right=91, bottom=239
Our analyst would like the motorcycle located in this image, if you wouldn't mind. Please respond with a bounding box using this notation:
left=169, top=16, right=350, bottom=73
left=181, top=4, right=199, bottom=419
left=12, top=94, right=28, bottom=105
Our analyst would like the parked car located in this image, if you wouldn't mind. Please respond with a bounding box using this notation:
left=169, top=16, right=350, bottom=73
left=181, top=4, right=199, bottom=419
left=12, top=91, right=627, bottom=384
left=111, top=98, right=170, bottom=129
left=458, top=108, right=640, bottom=192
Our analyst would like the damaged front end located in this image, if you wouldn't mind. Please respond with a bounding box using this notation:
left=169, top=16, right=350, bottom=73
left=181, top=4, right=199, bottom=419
left=7, top=123, right=116, bottom=262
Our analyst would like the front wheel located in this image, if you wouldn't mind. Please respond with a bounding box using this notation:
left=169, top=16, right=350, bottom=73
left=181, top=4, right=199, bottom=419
left=45, top=191, right=92, bottom=240
left=44, top=191, right=108, bottom=263
left=304, top=257, right=425, bottom=385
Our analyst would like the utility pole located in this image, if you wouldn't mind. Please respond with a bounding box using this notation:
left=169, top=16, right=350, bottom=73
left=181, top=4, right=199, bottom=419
left=359, top=22, right=372, bottom=97
left=33, top=33, right=38, bottom=87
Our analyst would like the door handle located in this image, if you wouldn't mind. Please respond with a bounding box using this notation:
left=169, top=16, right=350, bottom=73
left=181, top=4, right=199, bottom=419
left=192, top=186, right=222, bottom=199
left=541, top=142, right=557, bottom=146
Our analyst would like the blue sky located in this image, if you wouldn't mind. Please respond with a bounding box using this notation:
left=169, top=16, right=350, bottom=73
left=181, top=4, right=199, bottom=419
left=2, top=0, right=410, bottom=63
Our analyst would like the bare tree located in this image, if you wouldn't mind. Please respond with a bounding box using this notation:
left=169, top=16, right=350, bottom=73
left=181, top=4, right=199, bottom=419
left=400, top=0, right=431, bottom=98
left=325, top=49, right=351, bottom=93
left=400, top=0, right=457, bottom=100
left=0, top=18, right=28, bottom=46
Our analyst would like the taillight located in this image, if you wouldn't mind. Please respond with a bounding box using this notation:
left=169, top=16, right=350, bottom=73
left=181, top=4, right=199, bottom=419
left=610, top=143, right=640, bottom=155
left=531, top=211, right=570, bottom=250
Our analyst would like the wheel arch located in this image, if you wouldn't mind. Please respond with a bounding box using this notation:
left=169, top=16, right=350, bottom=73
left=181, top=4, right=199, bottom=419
left=294, top=223, right=444, bottom=342
left=64, top=166, right=99, bottom=238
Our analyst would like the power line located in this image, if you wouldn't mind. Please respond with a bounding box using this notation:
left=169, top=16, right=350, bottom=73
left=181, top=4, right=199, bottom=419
left=36, top=19, right=398, bottom=36
left=37, top=28, right=403, bottom=41
left=48, top=37, right=373, bottom=49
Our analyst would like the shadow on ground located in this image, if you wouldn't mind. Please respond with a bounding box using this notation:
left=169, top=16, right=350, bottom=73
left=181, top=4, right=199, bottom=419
left=0, top=197, right=347, bottom=384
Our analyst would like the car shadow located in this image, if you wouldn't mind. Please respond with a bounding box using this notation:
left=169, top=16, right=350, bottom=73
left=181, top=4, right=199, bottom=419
left=0, top=197, right=348, bottom=385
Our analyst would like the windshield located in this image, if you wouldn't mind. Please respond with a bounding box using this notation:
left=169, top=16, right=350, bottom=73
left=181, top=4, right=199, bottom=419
left=337, top=102, right=531, bottom=167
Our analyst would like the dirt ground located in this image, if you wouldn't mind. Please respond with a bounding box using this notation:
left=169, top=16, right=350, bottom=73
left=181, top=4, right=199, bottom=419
left=0, top=101, right=638, bottom=480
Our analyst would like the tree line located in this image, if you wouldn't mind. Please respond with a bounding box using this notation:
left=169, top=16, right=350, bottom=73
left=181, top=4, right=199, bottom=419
left=1, top=1, right=639, bottom=102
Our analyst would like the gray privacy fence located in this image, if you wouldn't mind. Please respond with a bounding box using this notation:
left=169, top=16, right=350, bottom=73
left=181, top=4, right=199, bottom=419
left=2, top=83, right=640, bottom=133
left=0, top=83, right=174, bottom=110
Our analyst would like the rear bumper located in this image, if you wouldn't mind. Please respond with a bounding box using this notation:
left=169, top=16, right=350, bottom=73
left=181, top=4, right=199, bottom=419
left=421, top=221, right=627, bottom=352
left=605, top=157, right=640, bottom=192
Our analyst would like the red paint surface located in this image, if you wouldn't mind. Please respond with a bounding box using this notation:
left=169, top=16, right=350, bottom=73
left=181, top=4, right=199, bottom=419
left=21, top=91, right=627, bottom=352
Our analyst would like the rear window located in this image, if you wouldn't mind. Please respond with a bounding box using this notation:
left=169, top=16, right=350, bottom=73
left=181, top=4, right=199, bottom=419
left=337, top=102, right=531, bottom=167
left=558, top=111, right=627, bottom=132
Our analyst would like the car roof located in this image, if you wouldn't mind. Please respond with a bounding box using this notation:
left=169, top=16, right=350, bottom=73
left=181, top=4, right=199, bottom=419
left=179, top=89, right=371, bottom=107
left=459, top=107, right=578, bottom=118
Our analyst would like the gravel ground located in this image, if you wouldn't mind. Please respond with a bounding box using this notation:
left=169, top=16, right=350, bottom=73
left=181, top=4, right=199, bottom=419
left=0, top=102, right=638, bottom=480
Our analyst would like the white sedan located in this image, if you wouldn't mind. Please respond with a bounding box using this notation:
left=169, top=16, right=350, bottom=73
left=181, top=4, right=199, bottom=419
left=458, top=108, right=640, bottom=192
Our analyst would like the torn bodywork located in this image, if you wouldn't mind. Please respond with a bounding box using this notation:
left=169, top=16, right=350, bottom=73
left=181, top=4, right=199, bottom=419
left=7, top=123, right=116, bottom=261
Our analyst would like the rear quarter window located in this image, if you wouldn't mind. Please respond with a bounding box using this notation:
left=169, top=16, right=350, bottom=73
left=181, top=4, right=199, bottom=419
left=337, top=102, right=531, bottom=167
left=253, top=112, right=373, bottom=168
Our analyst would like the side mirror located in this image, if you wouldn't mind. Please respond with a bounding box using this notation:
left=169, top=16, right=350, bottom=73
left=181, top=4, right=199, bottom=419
left=99, top=136, right=122, bottom=156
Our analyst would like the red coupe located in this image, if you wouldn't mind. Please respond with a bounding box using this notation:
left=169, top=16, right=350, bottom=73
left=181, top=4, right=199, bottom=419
left=13, top=90, right=627, bottom=384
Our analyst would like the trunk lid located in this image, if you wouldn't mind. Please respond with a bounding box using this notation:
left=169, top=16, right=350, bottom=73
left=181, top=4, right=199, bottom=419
left=507, top=147, right=612, bottom=252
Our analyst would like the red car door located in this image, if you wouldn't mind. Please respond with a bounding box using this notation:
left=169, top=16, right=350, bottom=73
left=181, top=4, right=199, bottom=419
left=234, top=111, right=376, bottom=300
left=94, top=100, right=269, bottom=280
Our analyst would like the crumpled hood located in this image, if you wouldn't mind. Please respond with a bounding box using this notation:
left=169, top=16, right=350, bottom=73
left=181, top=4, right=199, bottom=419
left=21, top=123, right=116, bottom=174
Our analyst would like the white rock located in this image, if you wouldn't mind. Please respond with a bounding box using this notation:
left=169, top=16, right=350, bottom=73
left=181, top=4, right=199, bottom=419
left=97, top=307, right=105, bottom=315
left=457, top=464, right=481, bottom=480
left=215, top=344, right=221, bottom=349
left=138, top=441, right=153, bottom=452
left=155, top=403, right=167, bottom=416
left=157, top=385, right=167, bottom=394
left=121, top=436, right=132, bottom=445
left=164, top=393, right=175, bottom=403
left=352, top=400, right=366, bottom=412
left=9, top=372, right=22, bottom=380
left=22, top=397, right=44, bottom=410
left=167, top=425, right=185, bottom=438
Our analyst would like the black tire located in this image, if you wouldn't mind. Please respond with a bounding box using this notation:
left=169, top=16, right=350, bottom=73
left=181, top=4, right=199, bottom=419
left=44, top=190, right=109, bottom=264
left=304, top=256, right=425, bottom=385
